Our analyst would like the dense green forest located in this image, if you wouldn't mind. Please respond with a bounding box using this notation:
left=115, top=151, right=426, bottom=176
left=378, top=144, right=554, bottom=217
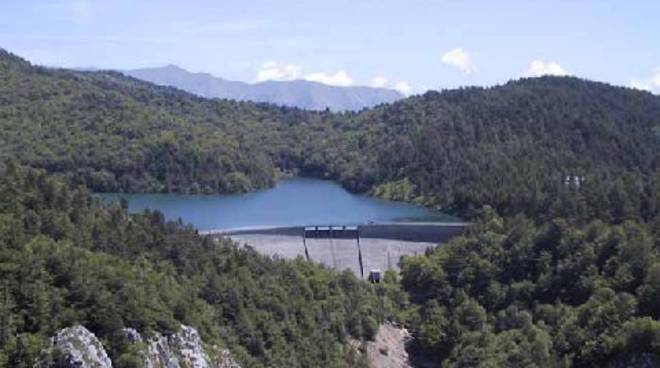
left=0, top=162, right=391, bottom=367
left=0, top=48, right=316, bottom=194
left=3, top=164, right=658, bottom=367
left=336, top=79, right=660, bottom=222
left=399, top=207, right=660, bottom=367
left=2, top=49, right=658, bottom=222
left=1, top=48, right=660, bottom=367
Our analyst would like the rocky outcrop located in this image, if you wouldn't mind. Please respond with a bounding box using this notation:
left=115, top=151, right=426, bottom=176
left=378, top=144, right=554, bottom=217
left=212, top=348, right=242, bottom=368
left=168, top=325, right=213, bottom=367
left=124, top=325, right=236, bottom=368
left=351, top=323, right=414, bottom=368
left=51, top=325, right=113, bottom=368
left=44, top=324, right=240, bottom=368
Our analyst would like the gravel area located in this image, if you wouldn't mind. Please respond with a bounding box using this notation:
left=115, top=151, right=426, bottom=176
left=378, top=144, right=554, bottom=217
left=364, top=323, right=413, bottom=368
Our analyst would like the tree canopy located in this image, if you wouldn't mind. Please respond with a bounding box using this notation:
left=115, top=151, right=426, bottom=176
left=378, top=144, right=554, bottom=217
left=1, top=48, right=659, bottom=367
left=397, top=207, right=660, bottom=367
left=1, top=49, right=658, bottom=223
left=0, top=163, right=389, bottom=367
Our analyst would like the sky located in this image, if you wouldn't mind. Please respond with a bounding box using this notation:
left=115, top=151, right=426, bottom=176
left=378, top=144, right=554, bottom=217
left=1, top=0, right=659, bottom=95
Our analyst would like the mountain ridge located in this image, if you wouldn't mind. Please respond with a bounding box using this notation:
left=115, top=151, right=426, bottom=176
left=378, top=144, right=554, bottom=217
left=123, top=64, right=404, bottom=111
left=2, top=47, right=660, bottom=368
left=1, top=48, right=658, bottom=222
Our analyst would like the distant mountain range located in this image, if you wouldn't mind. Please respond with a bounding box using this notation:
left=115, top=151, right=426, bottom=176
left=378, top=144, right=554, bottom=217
left=123, top=65, right=403, bottom=111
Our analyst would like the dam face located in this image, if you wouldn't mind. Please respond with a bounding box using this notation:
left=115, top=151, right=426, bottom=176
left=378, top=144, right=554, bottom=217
left=306, top=238, right=362, bottom=275
left=215, top=223, right=467, bottom=278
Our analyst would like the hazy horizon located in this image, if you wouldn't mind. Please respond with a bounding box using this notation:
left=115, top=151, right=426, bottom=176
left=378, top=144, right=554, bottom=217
left=1, top=1, right=659, bottom=96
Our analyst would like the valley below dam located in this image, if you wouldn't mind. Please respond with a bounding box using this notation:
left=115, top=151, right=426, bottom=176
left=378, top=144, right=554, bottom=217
left=101, top=177, right=467, bottom=276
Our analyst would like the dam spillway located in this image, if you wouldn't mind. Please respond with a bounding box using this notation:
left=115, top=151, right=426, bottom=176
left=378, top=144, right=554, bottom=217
left=206, top=222, right=467, bottom=278
left=306, top=237, right=363, bottom=276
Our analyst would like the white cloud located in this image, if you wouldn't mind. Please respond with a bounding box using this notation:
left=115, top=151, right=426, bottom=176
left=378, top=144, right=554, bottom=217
left=441, top=48, right=474, bottom=75
left=370, top=76, right=414, bottom=95
left=256, top=61, right=354, bottom=86
left=523, top=60, right=568, bottom=77
left=629, top=67, right=660, bottom=93
left=304, top=70, right=353, bottom=86
left=370, top=76, right=388, bottom=88
left=256, top=61, right=302, bottom=82
left=394, top=81, right=411, bottom=95
left=256, top=63, right=410, bottom=91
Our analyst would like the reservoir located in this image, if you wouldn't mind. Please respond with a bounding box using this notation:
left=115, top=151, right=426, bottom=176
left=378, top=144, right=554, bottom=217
left=100, top=177, right=456, bottom=231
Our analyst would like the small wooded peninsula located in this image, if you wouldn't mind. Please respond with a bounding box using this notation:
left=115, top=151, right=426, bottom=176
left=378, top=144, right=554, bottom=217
left=0, top=49, right=659, bottom=367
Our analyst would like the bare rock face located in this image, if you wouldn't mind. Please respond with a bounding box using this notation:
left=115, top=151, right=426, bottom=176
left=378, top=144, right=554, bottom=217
left=122, top=325, right=241, bottom=368
left=43, top=324, right=239, bottom=368
left=362, top=323, right=413, bottom=368
left=212, top=348, right=242, bottom=368
left=168, top=325, right=212, bottom=367
left=51, top=325, right=113, bottom=368
left=143, top=331, right=179, bottom=368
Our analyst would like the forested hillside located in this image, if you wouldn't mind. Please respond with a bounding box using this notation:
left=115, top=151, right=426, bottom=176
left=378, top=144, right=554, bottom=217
left=320, top=78, right=660, bottom=222
left=0, top=162, right=392, bottom=367
left=1, top=48, right=660, bottom=367
left=397, top=207, right=660, bottom=367
left=0, top=49, right=317, bottom=194
left=2, top=49, right=658, bottom=223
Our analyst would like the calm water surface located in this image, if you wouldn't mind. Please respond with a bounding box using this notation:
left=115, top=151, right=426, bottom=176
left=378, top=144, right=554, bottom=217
left=99, top=177, right=456, bottom=231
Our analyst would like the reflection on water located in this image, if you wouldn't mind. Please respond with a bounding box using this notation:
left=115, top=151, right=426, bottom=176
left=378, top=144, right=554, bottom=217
left=99, top=177, right=458, bottom=231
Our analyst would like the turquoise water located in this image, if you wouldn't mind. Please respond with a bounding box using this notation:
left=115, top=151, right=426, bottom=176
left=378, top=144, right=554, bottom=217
left=99, top=177, right=455, bottom=231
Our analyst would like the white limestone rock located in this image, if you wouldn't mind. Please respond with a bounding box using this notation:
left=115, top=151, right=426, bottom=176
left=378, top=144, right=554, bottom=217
left=52, top=325, right=113, bottom=368
left=168, top=325, right=211, bottom=368
left=212, top=348, right=242, bottom=368
left=122, top=324, right=241, bottom=368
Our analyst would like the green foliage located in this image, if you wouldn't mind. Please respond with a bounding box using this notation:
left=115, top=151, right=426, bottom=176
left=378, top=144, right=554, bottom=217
left=1, top=48, right=660, bottom=367
left=616, top=318, right=660, bottom=355
left=0, top=164, right=383, bottom=367
left=1, top=49, right=658, bottom=223
left=370, top=178, right=418, bottom=203
left=638, top=263, right=660, bottom=318
left=399, top=208, right=660, bottom=367
left=0, top=49, right=292, bottom=194
left=338, top=79, right=660, bottom=222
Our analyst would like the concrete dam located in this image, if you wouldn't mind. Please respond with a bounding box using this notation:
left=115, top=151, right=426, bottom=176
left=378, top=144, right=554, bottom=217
left=207, top=222, right=468, bottom=278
